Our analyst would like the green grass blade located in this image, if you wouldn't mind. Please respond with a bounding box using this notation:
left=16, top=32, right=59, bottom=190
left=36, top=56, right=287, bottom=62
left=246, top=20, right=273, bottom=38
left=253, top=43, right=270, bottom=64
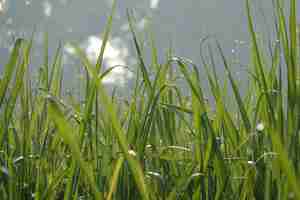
left=127, top=10, right=152, bottom=92
left=106, top=156, right=124, bottom=200
left=0, top=39, right=23, bottom=108
left=95, top=0, right=116, bottom=73
left=246, top=0, right=275, bottom=122
left=216, top=42, right=251, bottom=133
left=47, top=96, right=102, bottom=199
left=97, top=83, right=150, bottom=200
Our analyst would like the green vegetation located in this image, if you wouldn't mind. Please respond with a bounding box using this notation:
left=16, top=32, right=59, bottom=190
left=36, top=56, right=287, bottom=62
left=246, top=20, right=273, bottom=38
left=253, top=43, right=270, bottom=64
left=0, top=0, right=300, bottom=199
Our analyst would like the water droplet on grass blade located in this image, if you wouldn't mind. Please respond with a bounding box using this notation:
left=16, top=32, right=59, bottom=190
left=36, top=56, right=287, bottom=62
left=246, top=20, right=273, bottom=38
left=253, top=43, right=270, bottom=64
left=128, top=150, right=137, bottom=157
left=25, top=0, right=31, bottom=6
left=247, top=160, right=255, bottom=165
left=256, top=122, right=264, bottom=132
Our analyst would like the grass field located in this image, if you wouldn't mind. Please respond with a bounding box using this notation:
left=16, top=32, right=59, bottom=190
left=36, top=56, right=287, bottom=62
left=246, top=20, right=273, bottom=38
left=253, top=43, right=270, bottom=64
left=0, top=0, right=300, bottom=199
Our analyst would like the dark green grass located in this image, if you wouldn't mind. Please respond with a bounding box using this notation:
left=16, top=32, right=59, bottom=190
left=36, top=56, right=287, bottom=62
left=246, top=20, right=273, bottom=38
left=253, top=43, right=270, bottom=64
left=0, top=0, right=300, bottom=199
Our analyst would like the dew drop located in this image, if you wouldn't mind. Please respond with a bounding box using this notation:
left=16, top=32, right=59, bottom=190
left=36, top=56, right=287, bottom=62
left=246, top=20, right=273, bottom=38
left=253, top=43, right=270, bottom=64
left=25, top=0, right=31, bottom=6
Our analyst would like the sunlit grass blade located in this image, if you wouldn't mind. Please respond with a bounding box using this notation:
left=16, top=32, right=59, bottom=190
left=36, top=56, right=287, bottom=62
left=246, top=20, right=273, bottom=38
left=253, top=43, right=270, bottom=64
left=49, top=43, right=63, bottom=96
left=96, top=83, right=150, bottom=200
left=70, top=43, right=96, bottom=79
left=47, top=96, right=102, bottom=199
left=246, top=0, right=275, bottom=122
left=216, top=42, right=251, bottom=133
left=1, top=0, right=300, bottom=199
left=0, top=39, right=23, bottom=108
left=127, top=10, right=152, bottom=93
left=106, top=156, right=124, bottom=200
left=172, top=57, right=205, bottom=107
left=95, top=0, right=116, bottom=73
left=44, top=32, right=49, bottom=89
left=4, top=38, right=32, bottom=124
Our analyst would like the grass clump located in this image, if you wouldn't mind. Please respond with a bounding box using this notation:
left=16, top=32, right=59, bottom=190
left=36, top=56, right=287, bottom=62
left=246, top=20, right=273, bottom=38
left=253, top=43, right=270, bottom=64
left=0, top=0, right=300, bottom=199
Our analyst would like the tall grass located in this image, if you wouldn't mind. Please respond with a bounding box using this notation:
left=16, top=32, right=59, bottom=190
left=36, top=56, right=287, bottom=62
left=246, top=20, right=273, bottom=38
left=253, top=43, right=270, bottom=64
left=0, top=0, right=300, bottom=199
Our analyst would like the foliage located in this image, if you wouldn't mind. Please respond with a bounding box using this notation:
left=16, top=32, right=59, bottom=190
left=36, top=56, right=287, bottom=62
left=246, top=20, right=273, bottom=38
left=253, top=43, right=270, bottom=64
left=0, top=0, right=300, bottom=199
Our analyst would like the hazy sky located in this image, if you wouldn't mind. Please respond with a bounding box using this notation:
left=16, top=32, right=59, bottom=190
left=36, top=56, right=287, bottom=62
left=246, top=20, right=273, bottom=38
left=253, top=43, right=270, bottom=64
left=0, top=0, right=295, bottom=88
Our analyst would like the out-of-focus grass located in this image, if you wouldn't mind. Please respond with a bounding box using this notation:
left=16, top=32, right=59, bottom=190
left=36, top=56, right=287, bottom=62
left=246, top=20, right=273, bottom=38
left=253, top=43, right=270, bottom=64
left=0, top=0, right=300, bottom=199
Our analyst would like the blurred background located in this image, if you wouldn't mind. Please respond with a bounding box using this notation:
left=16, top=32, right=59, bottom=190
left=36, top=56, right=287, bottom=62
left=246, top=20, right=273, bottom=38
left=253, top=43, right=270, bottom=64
left=0, top=0, right=294, bottom=91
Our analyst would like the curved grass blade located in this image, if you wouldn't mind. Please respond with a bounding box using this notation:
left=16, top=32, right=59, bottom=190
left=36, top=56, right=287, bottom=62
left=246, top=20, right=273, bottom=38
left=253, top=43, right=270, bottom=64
left=96, top=83, right=150, bottom=200
left=0, top=39, right=23, bottom=109
left=47, top=96, right=102, bottom=200
left=127, top=10, right=152, bottom=92
left=216, top=42, right=251, bottom=133
left=69, top=43, right=96, bottom=80
left=5, top=38, right=32, bottom=123
left=106, top=156, right=124, bottom=200
left=246, top=0, right=275, bottom=122
left=95, top=0, right=116, bottom=73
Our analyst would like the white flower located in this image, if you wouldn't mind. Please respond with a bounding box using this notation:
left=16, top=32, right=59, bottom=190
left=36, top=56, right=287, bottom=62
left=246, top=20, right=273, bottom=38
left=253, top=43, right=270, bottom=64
left=256, top=122, right=264, bottom=132
left=0, top=0, right=7, bottom=14
left=128, top=150, right=137, bottom=157
left=43, top=1, right=52, bottom=17
left=247, top=160, right=255, bottom=165
left=150, top=0, right=160, bottom=9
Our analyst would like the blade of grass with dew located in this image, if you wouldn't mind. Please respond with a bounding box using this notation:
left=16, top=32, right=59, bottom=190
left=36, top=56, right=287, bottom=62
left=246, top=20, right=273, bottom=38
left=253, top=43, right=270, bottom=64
left=247, top=0, right=300, bottom=198
left=80, top=0, right=116, bottom=122
left=289, top=0, right=297, bottom=104
left=0, top=39, right=23, bottom=109
left=201, top=42, right=239, bottom=148
left=95, top=1, right=116, bottom=73
left=47, top=96, right=102, bottom=199
left=4, top=38, right=32, bottom=128
left=43, top=32, right=49, bottom=90
left=275, top=0, right=297, bottom=140
left=48, top=42, right=63, bottom=96
left=247, top=0, right=275, bottom=122
left=4, top=37, right=32, bottom=199
left=127, top=10, right=152, bottom=93
left=96, top=83, right=150, bottom=199
left=136, top=61, right=171, bottom=151
left=70, top=43, right=96, bottom=80
left=138, top=85, right=168, bottom=154
left=216, top=42, right=252, bottom=133
left=173, top=57, right=206, bottom=108
left=106, top=156, right=124, bottom=200
left=72, top=1, right=150, bottom=197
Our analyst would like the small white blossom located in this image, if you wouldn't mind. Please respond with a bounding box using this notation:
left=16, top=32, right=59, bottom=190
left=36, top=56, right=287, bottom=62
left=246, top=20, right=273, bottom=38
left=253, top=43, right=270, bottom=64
left=147, top=171, right=161, bottom=177
left=150, top=0, right=160, bottom=9
left=256, top=122, right=264, bottom=132
left=128, top=150, right=137, bottom=157
left=0, top=0, right=7, bottom=13
left=43, top=1, right=52, bottom=17
left=247, top=160, right=255, bottom=165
